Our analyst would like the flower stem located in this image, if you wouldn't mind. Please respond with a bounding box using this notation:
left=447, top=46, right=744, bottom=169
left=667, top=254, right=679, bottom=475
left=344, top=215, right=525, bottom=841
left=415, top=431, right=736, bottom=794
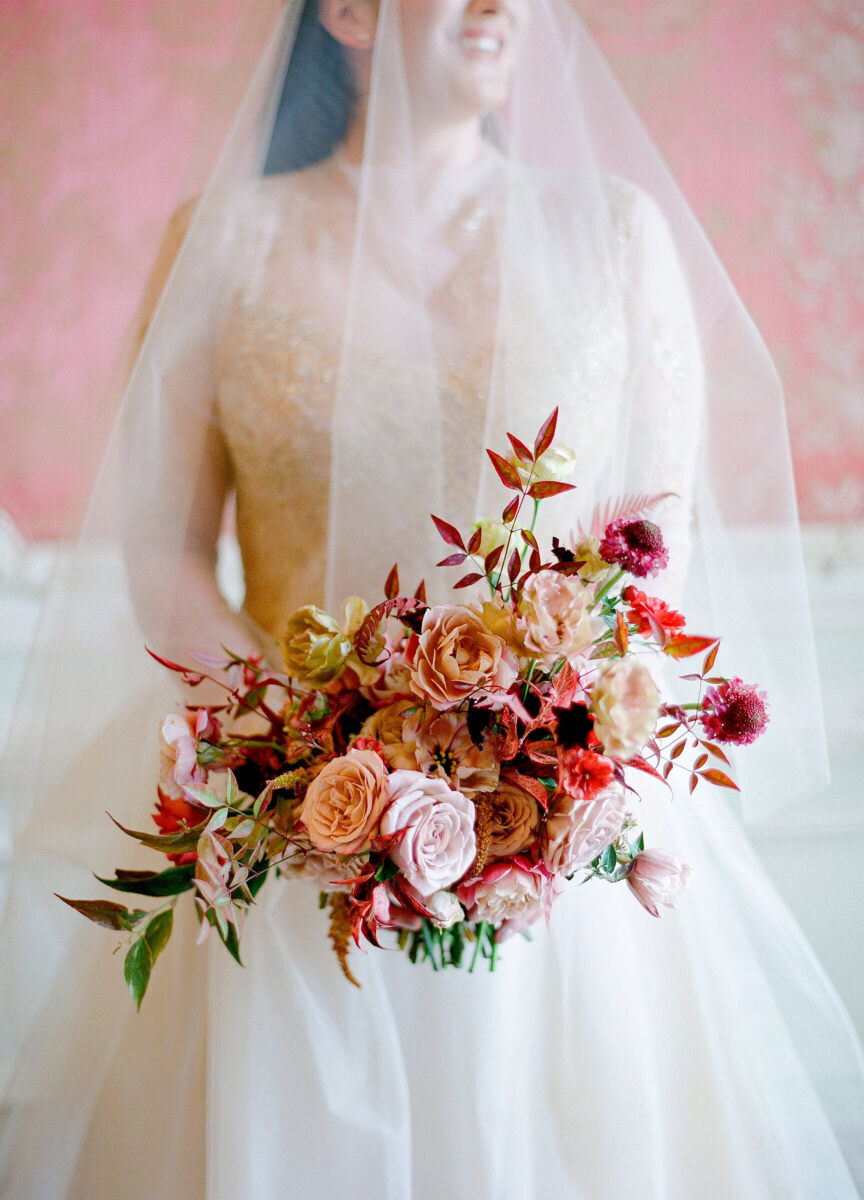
left=592, top=568, right=625, bottom=607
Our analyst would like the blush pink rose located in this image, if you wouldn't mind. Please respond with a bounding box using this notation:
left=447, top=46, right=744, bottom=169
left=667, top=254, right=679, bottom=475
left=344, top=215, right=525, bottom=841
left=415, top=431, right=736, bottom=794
left=380, top=769, right=476, bottom=898
left=457, top=856, right=561, bottom=937
left=300, top=748, right=389, bottom=854
left=627, top=849, right=693, bottom=917
left=541, top=786, right=626, bottom=876
left=407, top=605, right=518, bottom=711
left=589, top=658, right=660, bottom=760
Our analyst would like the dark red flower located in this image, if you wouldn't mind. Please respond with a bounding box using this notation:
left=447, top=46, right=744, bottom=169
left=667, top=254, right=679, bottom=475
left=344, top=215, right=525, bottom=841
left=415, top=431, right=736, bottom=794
left=700, top=678, right=769, bottom=745
left=600, top=519, right=668, bottom=578
left=557, top=747, right=616, bottom=800
left=623, top=585, right=686, bottom=638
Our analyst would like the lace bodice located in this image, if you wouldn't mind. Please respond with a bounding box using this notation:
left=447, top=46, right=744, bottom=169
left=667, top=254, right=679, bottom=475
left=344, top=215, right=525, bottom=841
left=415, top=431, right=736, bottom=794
left=213, top=168, right=700, bottom=638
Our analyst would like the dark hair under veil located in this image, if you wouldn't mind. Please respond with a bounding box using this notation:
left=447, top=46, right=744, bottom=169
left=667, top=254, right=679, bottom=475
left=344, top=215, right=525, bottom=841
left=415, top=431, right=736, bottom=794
left=264, top=0, right=354, bottom=174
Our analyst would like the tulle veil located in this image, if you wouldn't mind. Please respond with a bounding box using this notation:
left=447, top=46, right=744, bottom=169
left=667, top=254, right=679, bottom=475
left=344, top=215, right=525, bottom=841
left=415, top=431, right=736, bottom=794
left=2, top=1, right=862, bottom=1195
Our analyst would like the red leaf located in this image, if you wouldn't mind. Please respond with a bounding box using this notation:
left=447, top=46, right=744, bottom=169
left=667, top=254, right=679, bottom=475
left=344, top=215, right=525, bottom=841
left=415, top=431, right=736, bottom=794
left=529, top=547, right=541, bottom=574
left=384, top=563, right=399, bottom=600
left=663, top=761, right=674, bottom=779
left=527, top=480, right=576, bottom=501
left=534, top=408, right=558, bottom=458
left=454, top=572, right=484, bottom=590
left=487, top=449, right=523, bottom=491
left=701, top=740, right=730, bottom=766
left=656, top=723, right=681, bottom=738
left=431, top=514, right=466, bottom=550
left=693, top=753, right=708, bottom=770
left=507, top=433, right=534, bottom=464
left=548, top=560, right=582, bottom=575
left=689, top=774, right=699, bottom=793
left=698, top=768, right=739, bottom=791
left=501, top=496, right=519, bottom=524
left=507, top=547, right=521, bottom=583
left=467, top=526, right=483, bottom=555
left=664, top=635, right=720, bottom=660
left=145, top=647, right=203, bottom=685
left=509, top=769, right=550, bottom=813
left=646, top=612, right=667, bottom=647
left=614, top=610, right=629, bottom=656
left=521, top=529, right=539, bottom=552
left=628, top=756, right=668, bottom=785
left=484, top=544, right=505, bottom=574
left=354, top=597, right=428, bottom=664
left=414, top=579, right=427, bottom=603
left=437, top=553, right=467, bottom=567
left=703, top=641, right=720, bottom=675
left=670, top=740, right=687, bottom=760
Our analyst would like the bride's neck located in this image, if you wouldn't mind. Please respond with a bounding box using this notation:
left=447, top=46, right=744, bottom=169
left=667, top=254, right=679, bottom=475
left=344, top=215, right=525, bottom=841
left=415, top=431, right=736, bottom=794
left=339, top=100, right=488, bottom=178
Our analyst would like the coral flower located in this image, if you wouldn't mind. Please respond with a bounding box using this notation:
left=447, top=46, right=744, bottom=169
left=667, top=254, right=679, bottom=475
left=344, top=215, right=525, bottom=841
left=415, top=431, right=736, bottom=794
left=622, top=585, right=686, bottom=638
left=558, top=746, right=616, bottom=801
left=599, top=519, right=669, bottom=578
left=700, top=678, right=769, bottom=745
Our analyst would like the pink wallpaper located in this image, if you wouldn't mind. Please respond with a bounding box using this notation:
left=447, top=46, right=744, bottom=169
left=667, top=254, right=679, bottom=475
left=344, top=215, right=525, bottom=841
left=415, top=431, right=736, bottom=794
left=2, top=0, right=862, bottom=537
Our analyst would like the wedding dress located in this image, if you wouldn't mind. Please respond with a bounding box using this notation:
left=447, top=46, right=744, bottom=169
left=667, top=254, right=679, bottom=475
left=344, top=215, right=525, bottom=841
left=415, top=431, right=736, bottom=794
left=3, top=2, right=863, bottom=1197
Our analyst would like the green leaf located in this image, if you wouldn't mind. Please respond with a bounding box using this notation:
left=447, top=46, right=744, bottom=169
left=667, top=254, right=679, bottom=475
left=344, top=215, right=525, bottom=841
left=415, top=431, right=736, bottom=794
left=56, top=894, right=136, bottom=931
left=144, top=908, right=173, bottom=966
left=95, top=864, right=196, bottom=897
left=217, top=918, right=243, bottom=966
left=247, top=865, right=269, bottom=899
left=109, top=812, right=208, bottom=854
left=374, top=859, right=400, bottom=883
left=181, top=783, right=225, bottom=809
left=598, top=844, right=617, bottom=874
left=124, top=936, right=154, bottom=1010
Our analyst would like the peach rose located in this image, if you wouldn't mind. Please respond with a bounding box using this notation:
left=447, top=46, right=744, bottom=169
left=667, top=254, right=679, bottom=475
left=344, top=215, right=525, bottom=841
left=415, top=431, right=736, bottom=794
left=487, top=776, right=541, bottom=857
left=590, top=658, right=660, bottom=760
left=380, top=769, right=476, bottom=897
left=518, top=570, right=601, bottom=667
left=627, top=849, right=693, bottom=917
left=300, top=748, right=389, bottom=854
left=541, top=786, right=626, bottom=876
left=408, top=605, right=518, bottom=711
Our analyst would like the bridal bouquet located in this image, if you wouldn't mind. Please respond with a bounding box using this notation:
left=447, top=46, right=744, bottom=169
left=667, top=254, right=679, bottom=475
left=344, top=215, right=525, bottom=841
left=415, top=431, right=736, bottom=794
left=62, top=410, right=769, bottom=1005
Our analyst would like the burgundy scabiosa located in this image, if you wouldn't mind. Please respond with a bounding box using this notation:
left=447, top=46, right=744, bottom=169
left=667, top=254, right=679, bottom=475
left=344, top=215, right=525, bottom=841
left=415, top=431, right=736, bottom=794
left=700, top=677, right=769, bottom=745
left=599, top=519, right=669, bottom=578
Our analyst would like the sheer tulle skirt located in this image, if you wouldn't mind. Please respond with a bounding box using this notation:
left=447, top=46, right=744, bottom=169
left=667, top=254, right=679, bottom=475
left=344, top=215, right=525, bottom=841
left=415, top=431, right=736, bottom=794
left=3, top=728, right=863, bottom=1199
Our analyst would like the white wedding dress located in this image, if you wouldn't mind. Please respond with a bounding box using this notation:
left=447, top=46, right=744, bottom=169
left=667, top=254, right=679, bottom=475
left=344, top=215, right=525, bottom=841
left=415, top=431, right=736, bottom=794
left=4, top=161, right=863, bottom=1200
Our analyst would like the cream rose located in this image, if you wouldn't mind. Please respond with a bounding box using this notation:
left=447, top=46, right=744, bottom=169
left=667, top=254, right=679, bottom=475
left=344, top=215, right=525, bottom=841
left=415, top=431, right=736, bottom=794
left=380, top=769, right=476, bottom=897
left=518, top=570, right=601, bottom=666
left=513, top=442, right=576, bottom=486
left=408, top=605, right=518, bottom=711
left=541, top=786, right=626, bottom=876
left=426, top=890, right=465, bottom=929
left=359, top=699, right=419, bottom=770
left=300, top=748, right=389, bottom=854
left=590, top=658, right=660, bottom=759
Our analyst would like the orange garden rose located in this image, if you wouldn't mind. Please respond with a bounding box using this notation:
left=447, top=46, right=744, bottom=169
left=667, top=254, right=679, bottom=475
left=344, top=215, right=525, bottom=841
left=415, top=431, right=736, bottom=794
left=408, top=605, right=518, bottom=710
left=300, top=748, right=389, bottom=854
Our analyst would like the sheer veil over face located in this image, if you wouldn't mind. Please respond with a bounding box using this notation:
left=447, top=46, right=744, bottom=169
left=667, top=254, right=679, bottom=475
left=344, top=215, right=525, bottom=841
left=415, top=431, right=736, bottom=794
left=2, top=2, right=861, bottom=1196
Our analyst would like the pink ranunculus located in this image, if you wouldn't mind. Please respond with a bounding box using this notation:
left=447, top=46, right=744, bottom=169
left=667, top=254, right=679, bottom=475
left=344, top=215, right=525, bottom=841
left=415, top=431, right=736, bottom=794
left=541, top=786, right=627, bottom=876
left=589, top=657, right=659, bottom=760
left=627, top=849, right=693, bottom=917
left=518, top=569, right=601, bottom=667
left=380, top=770, right=476, bottom=898
left=457, top=856, right=560, bottom=934
left=407, top=605, right=518, bottom=711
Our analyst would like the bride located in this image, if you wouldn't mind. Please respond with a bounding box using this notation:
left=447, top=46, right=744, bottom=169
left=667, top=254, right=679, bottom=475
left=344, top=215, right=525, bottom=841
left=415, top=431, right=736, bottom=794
left=2, top=1, right=863, bottom=1196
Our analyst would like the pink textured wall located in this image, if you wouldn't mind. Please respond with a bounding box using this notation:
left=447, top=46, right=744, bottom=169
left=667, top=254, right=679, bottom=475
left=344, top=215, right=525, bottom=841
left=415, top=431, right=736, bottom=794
left=2, top=0, right=862, bottom=537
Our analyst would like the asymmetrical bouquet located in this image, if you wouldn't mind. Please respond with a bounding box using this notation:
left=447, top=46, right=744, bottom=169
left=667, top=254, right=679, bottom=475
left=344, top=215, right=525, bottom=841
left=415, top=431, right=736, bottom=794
left=62, top=410, right=768, bottom=1005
